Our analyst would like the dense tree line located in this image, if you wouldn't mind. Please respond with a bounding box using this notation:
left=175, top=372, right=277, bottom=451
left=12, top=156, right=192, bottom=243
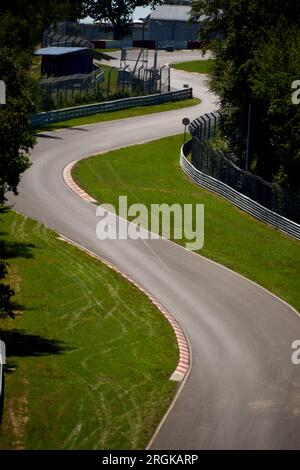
left=0, top=1, right=83, bottom=317
left=191, top=0, right=300, bottom=191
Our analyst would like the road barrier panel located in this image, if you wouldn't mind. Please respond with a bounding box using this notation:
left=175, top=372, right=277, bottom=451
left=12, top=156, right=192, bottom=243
left=181, top=140, right=300, bottom=240
left=31, top=88, right=193, bottom=128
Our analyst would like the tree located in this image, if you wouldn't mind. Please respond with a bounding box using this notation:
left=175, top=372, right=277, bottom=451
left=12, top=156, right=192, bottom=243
left=0, top=1, right=87, bottom=202
left=250, top=22, right=300, bottom=188
left=0, top=1, right=85, bottom=316
left=84, top=1, right=161, bottom=40
left=0, top=51, right=35, bottom=204
left=0, top=1, right=85, bottom=53
left=190, top=0, right=300, bottom=190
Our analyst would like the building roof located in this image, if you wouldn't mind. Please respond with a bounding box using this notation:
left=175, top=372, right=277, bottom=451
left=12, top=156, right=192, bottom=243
left=150, top=5, right=194, bottom=22
left=35, top=47, right=89, bottom=56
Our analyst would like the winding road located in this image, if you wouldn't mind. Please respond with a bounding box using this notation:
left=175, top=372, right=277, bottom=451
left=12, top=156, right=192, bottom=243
left=8, top=51, right=300, bottom=449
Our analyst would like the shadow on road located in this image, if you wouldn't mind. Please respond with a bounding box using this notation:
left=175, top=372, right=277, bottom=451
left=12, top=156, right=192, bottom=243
left=36, top=133, right=63, bottom=139
left=65, top=127, right=89, bottom=132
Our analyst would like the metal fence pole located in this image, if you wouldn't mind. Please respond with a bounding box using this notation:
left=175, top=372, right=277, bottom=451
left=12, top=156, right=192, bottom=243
left=245, top=103, right=252, bottom=172
left=107, top=70, right=110, bottom=99
left=187, top=112, right=300, bottom=225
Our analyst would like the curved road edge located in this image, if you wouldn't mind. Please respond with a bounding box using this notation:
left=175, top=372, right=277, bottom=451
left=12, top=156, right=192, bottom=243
left=63, top=156, right=300, bottom=326
left=8, top=63, right=300, bottom=449
left=62, top=148, right=300, bottom=449
left=57, top=233, right=191, bottom=382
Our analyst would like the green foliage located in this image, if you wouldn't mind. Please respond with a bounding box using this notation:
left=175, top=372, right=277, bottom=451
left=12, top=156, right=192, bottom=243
left=0, top=1, right=86, bottom=200
left=190, top=0, right=300, bottom=191
left=250, top=22, right=300, bottom=189
left=208, top=128, right=230, bottom=153
left=0, top=1, right=84, bottom=53
left=0, top=50, right=34, bottom=203
left=0, top=2, right=85, bottom=315
left=171, top=59, right=214, bottom=74
left=73, top=134, right=300, bottom=312
left=0, top=211, right=177, bottom=449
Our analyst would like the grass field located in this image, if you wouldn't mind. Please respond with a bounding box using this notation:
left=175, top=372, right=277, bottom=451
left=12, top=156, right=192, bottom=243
left=0, top=210, right=177, bottom=450
left=73, top=135, right=300, bottom=312
left=95, top=48, right=120, bottom=53
left=35, top=98, right=200, bottom=133
left=172, top=60, right=214, bottom=74
left=99, top=63, right=119, bottom=94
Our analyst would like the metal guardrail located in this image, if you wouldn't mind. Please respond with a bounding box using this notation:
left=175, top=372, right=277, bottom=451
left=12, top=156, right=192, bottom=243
left=31, top=88, right=193, bottom=128
left=188, top=112, right=300, bottom=225
left=181, top=140, right=300, bottom=240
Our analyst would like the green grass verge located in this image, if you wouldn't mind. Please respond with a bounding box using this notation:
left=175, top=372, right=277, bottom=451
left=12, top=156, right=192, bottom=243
left=73, top=135, right=300, bottom=312
left=0, top=210, right=177, bottom=450
left=35, top=98, right=200, bottom=133
left=99, top=63, right=119, bottom=93
left=95, top=48, right=120, bottom=53
left=172, top=60, right=214, bottom=74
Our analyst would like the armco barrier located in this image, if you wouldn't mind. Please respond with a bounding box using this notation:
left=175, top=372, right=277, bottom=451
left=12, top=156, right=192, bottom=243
left=181, top=140, right=300, bottom=240
left=31, top=88, right=193, bottom=128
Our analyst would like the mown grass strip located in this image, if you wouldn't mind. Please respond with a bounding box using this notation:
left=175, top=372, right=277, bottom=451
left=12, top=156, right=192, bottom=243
left=172, top=60, right=214, bottom=74
left=73, top=134, right=300, bottom=312
left=0, top=210, right=177, bottom=450
left=35, top=98, right=200, bottom=133
left=95, top=48, right=120, bottom=53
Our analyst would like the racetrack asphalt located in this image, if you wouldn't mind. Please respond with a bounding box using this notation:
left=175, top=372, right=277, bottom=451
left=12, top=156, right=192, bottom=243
left=7, top=51, right=300, bottom=449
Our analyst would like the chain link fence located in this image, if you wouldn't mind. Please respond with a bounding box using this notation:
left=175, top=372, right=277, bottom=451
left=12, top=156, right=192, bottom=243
left=188, top=113, right=300, bottom=224
left=117, top=48, right=170, bottom=96
left=37, top=47, right=170, bottom=110
left=39, top=69, right=104, bottom=109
